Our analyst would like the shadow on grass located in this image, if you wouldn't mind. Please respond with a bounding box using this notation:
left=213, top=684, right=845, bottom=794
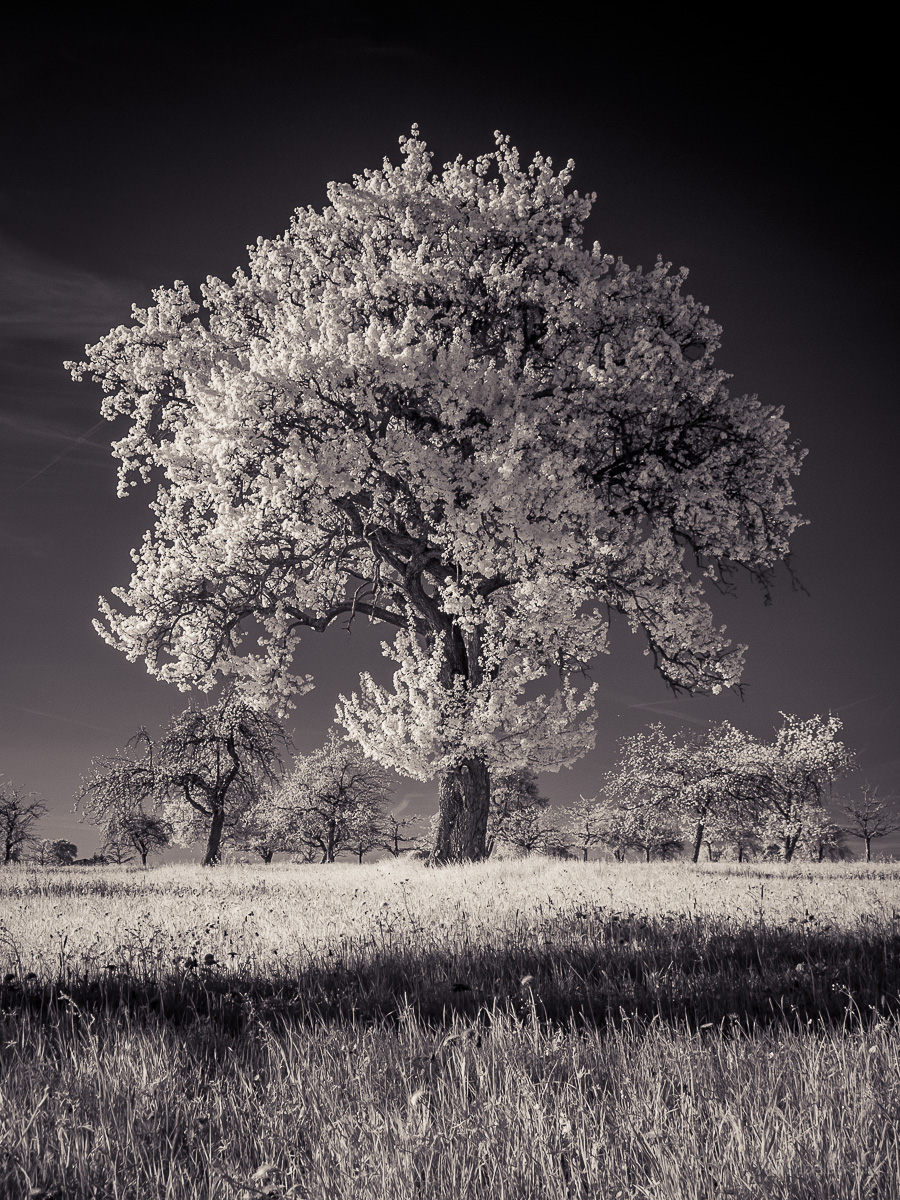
left=3, top=913, right=899, bottom=1036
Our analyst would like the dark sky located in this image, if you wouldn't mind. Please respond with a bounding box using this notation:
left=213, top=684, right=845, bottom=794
left=1, top=11, right=897, bottom=854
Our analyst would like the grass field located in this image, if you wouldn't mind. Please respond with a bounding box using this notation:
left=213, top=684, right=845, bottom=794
left=1, top=858, right=899, bottom=1198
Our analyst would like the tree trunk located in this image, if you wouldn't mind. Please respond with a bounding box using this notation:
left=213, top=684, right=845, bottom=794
left=582, top=847, right=589, bottom=862
left=783, top=833, right=798, bottom=863
left=203, top=807, right=226, bottom=866
left=865, top=836, right=872, bottom=863
left=645, top=846, right=651, bottom=863
left=690, top=820, right=704, bottom=864
left=262, top=849, right=273, bottom=864
left=431, top=758, right=490, bottom=863
left=140, top=849, right=148, bottom=866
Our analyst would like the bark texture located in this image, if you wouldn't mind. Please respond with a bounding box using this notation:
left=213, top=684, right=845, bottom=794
left=432, top=758, right=490, bottom=863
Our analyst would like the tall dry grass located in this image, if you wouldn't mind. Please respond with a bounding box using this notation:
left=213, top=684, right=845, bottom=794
left=1, top=859, right=898, bottom=1197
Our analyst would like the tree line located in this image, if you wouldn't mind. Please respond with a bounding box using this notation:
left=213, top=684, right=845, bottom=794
left=2, top=696, right=897, bottom=867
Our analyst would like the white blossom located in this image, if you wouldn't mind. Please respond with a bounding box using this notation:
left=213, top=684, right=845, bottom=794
left=68, top=129, right=806, bottom=857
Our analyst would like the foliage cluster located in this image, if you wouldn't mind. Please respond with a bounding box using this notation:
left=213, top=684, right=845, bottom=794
left=592, top=712, right=857, bottom=864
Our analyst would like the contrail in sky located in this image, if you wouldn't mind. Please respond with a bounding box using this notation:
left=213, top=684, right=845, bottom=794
left=4, top=702, right=112, bottom=733
left=6, top=419, right=108, bottom=493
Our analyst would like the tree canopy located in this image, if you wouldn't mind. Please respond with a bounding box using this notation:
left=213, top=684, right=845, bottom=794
left=69, top=129, right=806, bottom=860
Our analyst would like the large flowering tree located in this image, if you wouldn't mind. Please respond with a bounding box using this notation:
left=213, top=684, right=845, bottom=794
left=68, top=129, right=805, bottom=861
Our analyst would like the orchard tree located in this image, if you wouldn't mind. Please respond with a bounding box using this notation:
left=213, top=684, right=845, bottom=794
left=490, top=799, right=562, bottom=858
left=268, top=731, right=393, bottom=863
left=78, top=730, right=159, bottom=858
left=381, top=811, right=427, bottom=857
left=840, top=784, right=900, bottom=862
left=156, top=692, right=287, bottom=865
left=36, top=839, right=77, bottom=866
left=486, top=768, right=553, bottom=857
left=798, top=807, right=850, bottom=862
left=747, top=713, right=853, bottom=862
left=0, top=783, right=47, bottom=864
left=602, top=727, right=685, bottom=862
left=231, top=790, right=282, bottom=862
left=68, top=129, right=806, bottom=862
left=558, top=796, right=609, bottom=861
left=101, top=810, right=171, bottom=866
left=667, top=722, right=763, bottom=863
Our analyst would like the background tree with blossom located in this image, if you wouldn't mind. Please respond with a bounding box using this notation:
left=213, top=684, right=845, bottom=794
left=81, top=695, right=287, bottom=866
left=741, top=713, right=853, bottom=862
left=262, top=731, right=394, bottom=864
left=69, top=128, right=806, bottom=861
left=600, top=727, right=685, bottom=862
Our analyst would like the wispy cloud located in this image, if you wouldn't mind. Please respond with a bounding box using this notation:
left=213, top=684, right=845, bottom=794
left=626, top=701, right=714, bottom=727
left=3, top=702, right=112, bottom=733
left=0, top=235, right=141, bottom=344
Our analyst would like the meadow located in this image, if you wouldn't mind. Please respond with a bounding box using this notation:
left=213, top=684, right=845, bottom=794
left=1, top=858, right=899, bottom=1198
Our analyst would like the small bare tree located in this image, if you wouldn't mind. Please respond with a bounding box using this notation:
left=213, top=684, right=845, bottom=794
left=0, top=783, right=47, bottom=864
left=840, top=784, right=900, bottom=862
left=101, top=810, right=172, bottom=866
left=381, top=812, right=427, bottom=857
left=558, top=796, right=609, bottom=862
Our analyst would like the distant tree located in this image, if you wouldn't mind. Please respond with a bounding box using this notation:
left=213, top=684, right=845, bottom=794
left=668, top=722, right=763, bottom=863
left=840, top=784, right=900, bottom=862
left=494, top=803, right=564, bottom=858
left=100, top=838, right=135, bottom=866
left=558, top=795, right=609, bottom=861
left=486, top=769, right=554, bottom=857
left=70, top=129, right=806, bottom=864
left=156, top=692, right=287, bottom=866
left=348, top=814, right=390, bottom=864
left=601, top=728, right=685, bottom=862
left=381, top=812, right=427, bottom=857
left=798, top=807, right=851, bottom=862
left=728, top=824, right=764, bottom=863
left=268, top=732, right=394, bottom=863
left=101, top=810, right=171, bottom=866
left=619, top=800, right=684, bottom=863
left=230, top=793, right=281, bottom=863
left=78, top=730, right=160, bottom=864
left=36, top=839, right=77, bottom=866
left=744, top=714, right=853, bottom=862
left=0, top=783, right=47, bottom=864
